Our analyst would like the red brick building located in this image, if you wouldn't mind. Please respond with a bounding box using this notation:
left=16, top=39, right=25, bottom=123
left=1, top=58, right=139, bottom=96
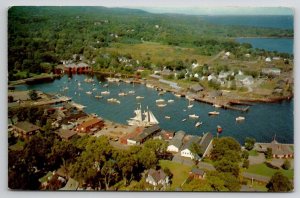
left=76, top=117, right=104, bottom=133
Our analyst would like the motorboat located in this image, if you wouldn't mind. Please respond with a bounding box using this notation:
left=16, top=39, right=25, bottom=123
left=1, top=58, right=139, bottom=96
left=182, top=118, right=187, bottom=122
left=107, top=98, right=120, bottom=104
left=213, top=104, right=221, bottom=108
left=165, top=116, right=171, bottom=119
left=167, top=99, right=174, bottom=103
left=195, top=122, right=203, bottom=127
left=136, top=96, right=144, bottom=99
left=95, top=95, right=102, bottom=99
left=101, top=91, right=110, bottom=95
left=174, top=93, right=181, bottom=97
left=128, top=90, right=135, bottom=94
left=236, top=116, right=245, bottom=121
left=189, top=114, right=199, bottom=119
left=118, top=92, right=127, bottom=96
left=86, top=91, right=92, bottom=95
left=209, top=111, right=220, bottom=115
left=156, top=99, right=165, bottom=103
left=157, top=104, right=167, bottom=107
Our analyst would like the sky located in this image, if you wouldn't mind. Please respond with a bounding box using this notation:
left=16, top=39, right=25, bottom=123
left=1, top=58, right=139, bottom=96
left=134, top=7, right=294, bottom=16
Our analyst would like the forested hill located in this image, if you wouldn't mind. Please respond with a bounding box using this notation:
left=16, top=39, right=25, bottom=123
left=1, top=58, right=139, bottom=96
left=8, top=6, right=293, bottom=76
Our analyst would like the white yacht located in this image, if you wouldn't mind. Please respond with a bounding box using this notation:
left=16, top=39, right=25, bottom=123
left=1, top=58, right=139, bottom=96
left=195, top=122, right=203, bottom=127
left=236, top=116, right=245, bottom=121
left=101, top=91, right=110, bottom=95
left=189, top=114, right=199, bottom=119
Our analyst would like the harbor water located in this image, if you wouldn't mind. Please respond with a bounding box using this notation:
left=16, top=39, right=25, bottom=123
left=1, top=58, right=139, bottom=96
left=15, top=74, right=294, bottom=144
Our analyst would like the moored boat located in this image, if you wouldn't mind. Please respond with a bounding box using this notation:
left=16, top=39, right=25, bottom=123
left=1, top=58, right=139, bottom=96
left=236, top=116, right=245, bottom=121
left=209, top=111, right=220, bottom=115
left=118, top=92, right=127, bottom=96
left=157, top=103, right=167, bottom=107
left=156, top=99, right=165, bottom=103
left=95, top=95, right=102, bottom=99
left=127, top=104, right=159, bottom=126
left=101, top=91, right=110, bottom=95
left=195, top=122, right=203, bottom=127
left=189, top=114, right=199, bottom=119
left=107, top=98, right=120, bottom=104
left=213, top=104, right=221, bottom=108
left=86, top=91, right=92, bottom=95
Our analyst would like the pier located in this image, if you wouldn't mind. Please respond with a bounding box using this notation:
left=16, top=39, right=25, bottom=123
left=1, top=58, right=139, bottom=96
left=32, top=96, right=72, bottom=106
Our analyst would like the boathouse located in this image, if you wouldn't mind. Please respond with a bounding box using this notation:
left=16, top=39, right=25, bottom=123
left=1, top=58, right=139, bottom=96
left=63, top=62, right=91, bottom=74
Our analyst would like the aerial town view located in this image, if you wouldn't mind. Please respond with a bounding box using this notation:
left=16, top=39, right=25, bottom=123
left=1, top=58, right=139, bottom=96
left=7, top=6, right=294, bottom=192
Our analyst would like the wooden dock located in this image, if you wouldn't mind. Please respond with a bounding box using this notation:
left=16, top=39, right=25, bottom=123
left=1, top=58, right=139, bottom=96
left=32, top=96, right=71, bottom=106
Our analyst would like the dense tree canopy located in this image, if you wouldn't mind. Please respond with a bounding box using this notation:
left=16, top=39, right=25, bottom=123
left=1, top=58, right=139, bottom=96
left=8, top=6, right=293, bottom=80
left=266, top=172, right=293, bottom=192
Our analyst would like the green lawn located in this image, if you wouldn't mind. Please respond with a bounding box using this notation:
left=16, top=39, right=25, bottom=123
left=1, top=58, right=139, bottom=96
left=248, top=150, right=258, bottom=156
left=159, top=160, right=191, bottom=190
left=245, top=163, right=294, bottom=180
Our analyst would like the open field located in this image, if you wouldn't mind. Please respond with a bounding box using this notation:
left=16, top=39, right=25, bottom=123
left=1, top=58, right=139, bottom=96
left=159, top=160, right=191, bottom=190
left=100, top=42, right=210, bottom=64
left=244, top=163, right=294, bottom=179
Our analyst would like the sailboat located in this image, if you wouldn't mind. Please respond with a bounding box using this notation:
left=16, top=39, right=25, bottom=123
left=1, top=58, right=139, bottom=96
left=127, top=104, right=159, bottom=126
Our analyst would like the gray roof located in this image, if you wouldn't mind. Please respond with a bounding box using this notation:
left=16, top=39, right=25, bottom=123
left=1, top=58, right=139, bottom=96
left=168, top=130, right=186, bottom=149
left=13, top=121, right=41, bottom=134
left=182, top=136, right=200, bottom=150
left=148, top=169, right=167, bottom=183
left=174, top=130, right=186, bottom=140
left=57, top=129, right=77, bottom=140
left=134, top=125, right=160, bottom=142
left=199, top=133, right=213, bottom=153
left=168, top=139, right=183, bottom=150
left=190, top=84, right=204, bottom=92
left=190, top=168, right=205, bottom=176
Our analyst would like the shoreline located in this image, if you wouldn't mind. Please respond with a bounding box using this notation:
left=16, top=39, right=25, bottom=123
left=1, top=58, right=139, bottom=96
left=8, top=73, right=294, bottom=107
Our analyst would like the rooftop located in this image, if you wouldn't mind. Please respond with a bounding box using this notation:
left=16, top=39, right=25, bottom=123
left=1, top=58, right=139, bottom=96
left=13, top=121, right=41, bottom=133
left=78, top=117, right=102, bottom=128
left=148, top=169, right=167, bottom=183
left=56, top=129, right=77, bottom=140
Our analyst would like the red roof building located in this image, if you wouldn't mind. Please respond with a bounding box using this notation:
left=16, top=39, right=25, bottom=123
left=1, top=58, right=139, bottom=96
left=76, top=117, right=104, bottom=133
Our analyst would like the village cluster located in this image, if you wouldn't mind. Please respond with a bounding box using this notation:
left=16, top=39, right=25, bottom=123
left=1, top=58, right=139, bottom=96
left=8, top=88, right=294, bottom=190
